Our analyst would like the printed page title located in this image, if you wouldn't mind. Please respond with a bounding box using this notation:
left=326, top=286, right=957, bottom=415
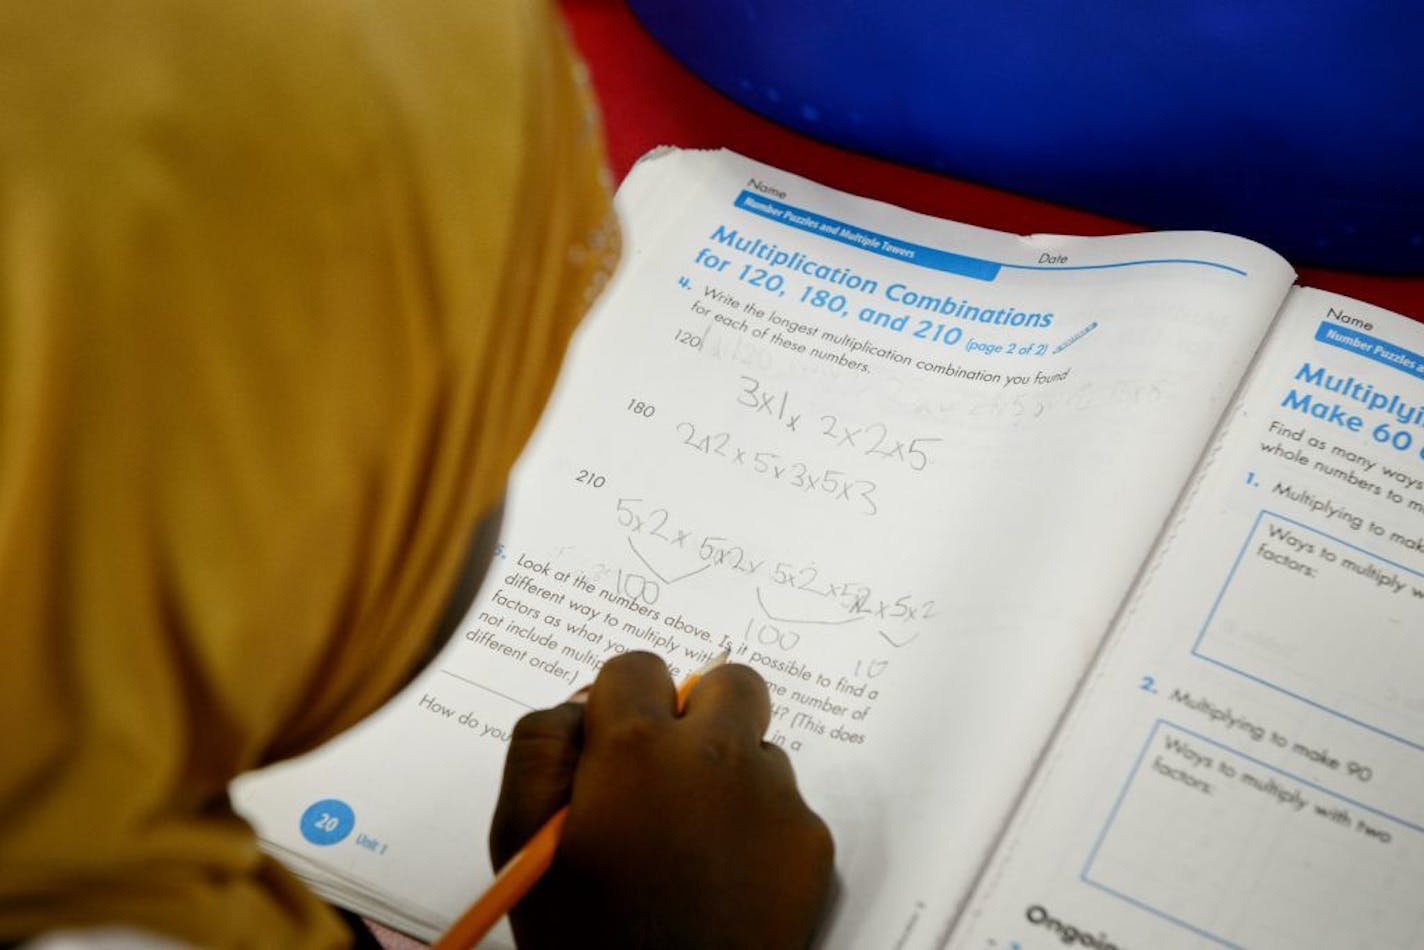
left=1281, top=361, right=1424, bottom=469
left=706, top=223, right=1054, bottom=332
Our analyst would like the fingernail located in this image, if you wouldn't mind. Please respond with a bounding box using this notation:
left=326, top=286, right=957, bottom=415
left=567, top=687, right=591, bottom=704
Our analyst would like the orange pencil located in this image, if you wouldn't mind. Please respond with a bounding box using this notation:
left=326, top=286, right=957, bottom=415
left=431, top=648, right=731, bottom=950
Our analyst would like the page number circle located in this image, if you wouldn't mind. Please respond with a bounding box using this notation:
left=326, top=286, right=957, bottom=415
left=300, top=799, right=355, bottom=846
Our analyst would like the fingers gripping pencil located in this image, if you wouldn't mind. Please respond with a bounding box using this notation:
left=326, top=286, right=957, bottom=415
left=431, top=649, right=731, bottom=950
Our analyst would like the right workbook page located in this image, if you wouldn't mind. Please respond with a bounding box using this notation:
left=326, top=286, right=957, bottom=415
left=953, top=287, right=1424, bottom=950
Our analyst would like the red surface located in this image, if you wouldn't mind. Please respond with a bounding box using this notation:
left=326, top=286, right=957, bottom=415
left=561, top=1, right=1423, bottom=322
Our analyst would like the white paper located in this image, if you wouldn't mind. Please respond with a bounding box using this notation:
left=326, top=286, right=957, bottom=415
left=233, top=149, right=1296, bottom=947
left=955, top=289, right=1424, bottom=949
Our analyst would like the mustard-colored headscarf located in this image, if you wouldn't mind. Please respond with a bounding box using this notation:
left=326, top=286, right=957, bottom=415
left=0, top=0, right=617, bottom=945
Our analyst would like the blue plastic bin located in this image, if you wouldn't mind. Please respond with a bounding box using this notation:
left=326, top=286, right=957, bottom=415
left=629, top=1, right=1424, bottom=273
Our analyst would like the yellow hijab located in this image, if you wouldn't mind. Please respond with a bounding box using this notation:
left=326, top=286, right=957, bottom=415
left=0, top=0, right=617, bottom=945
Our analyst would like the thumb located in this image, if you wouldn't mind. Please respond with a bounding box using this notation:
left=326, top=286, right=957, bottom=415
left=488, top=699, right=586, bottom=869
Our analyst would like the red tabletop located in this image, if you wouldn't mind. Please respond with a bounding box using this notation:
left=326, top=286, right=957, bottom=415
left=562, top=1, right=1423, bottom=323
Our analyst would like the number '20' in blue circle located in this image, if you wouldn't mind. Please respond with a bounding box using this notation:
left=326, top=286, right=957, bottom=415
left=300, top=799, right=355, bottom=846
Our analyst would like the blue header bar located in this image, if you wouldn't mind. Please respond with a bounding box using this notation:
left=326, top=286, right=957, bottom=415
left=734, top=191, right=1002, bottom=281
left=1315, top=321, right=1424, bottom=382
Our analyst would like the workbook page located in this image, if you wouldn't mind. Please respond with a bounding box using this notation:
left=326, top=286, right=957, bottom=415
left=954, top=289, right=1424, bottom=949
left=233, top=149, right=1293, bottom=947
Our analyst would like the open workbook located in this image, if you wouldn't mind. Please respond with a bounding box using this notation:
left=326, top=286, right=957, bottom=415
left=232, top=149, right=1424, bottom=949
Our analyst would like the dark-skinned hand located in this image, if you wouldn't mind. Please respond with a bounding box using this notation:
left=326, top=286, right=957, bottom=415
left=489, top=651, right=835, bottom=949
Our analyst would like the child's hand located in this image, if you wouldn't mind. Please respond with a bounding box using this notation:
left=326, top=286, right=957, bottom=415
left=489, top=651, right=835, bottom=949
